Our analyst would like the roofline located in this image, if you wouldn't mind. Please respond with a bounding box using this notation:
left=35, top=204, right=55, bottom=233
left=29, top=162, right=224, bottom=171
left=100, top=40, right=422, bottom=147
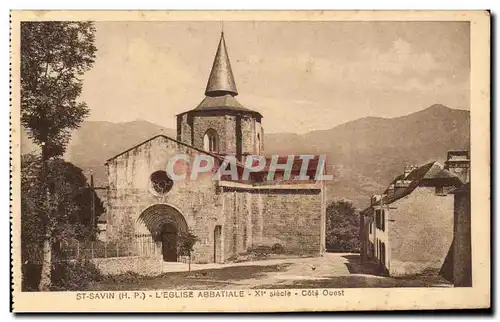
left=218, top=180, right=322, bottom=191
left=360, top=206, right=374, bottom=215
left=105, top=134, right=228, bottom=165
left=376, top=160, right=466, bottom=205
left=376, top=176, right=463, bottom=205
left=176, top=107, right=263, bottom=118
left=447, top=150, right=470, bottom=154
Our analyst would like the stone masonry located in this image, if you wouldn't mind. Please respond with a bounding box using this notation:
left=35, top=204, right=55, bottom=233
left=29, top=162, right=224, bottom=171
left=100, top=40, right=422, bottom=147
left=105, top=32, right=326, bottom=264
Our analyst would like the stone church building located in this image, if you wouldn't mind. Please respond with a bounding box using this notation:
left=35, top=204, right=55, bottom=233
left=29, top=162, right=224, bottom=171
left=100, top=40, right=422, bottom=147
left=105, top=33, right=327, bottom=264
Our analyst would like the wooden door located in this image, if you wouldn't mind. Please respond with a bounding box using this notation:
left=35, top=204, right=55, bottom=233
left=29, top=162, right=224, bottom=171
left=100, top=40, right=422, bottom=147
left=162, top=223, right=178, bottom=262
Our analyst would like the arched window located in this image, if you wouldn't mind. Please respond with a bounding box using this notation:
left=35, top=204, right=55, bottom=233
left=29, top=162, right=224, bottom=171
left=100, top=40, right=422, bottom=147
left=203, top=129, right=218, bottom=152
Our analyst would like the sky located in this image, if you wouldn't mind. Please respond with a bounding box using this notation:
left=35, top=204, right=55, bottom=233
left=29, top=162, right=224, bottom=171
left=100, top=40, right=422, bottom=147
left=80, top=21, right=470, bottom=134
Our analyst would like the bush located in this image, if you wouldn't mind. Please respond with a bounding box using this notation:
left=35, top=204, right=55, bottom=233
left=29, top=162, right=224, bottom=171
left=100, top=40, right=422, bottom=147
left=102, top=271, right=144, bottom=284
left=249, top=245, right=272, bottom=255
left=50, top=259, right=102, bottom=291
left=22, top=263, right=42, bottom=291
left=271, top=243, right=285, bottom=254
left=325, top=200, right=360, bottom=252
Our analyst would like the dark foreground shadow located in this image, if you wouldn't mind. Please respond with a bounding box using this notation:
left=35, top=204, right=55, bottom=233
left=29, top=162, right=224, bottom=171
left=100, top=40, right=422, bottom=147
left=89, top=264, right=291, bottom=291
left=341, top=254, right=386, bottom=276
left=258, top=275, right=454, bottom=289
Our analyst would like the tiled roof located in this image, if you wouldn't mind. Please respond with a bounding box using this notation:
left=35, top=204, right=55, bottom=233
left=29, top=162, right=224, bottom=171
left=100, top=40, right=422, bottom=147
left=205, top=32, right=238, bottom=96
left=175, top=95, right=262, bottom=117
left=378, top=161, right=462, bottom=205
left=254, top=156, right=322, bottom=173
left=177, top=32, right=262, bottom=118
left=190, top=95, right=262, bottom=117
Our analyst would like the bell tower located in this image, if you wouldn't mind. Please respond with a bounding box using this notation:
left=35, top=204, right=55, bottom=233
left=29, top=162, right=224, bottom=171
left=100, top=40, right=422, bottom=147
left=205, top=32, right=238, bottom=97
left=176, top=31, right=264, bottom=159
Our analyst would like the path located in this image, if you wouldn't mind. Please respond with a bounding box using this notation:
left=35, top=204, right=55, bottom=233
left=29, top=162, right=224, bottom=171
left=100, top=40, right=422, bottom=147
left=93, top=253, right=452, bottom=290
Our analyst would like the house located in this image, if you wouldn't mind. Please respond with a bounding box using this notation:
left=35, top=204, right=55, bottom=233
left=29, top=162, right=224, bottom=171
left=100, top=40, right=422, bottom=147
left=444, top=150, right=470, bottom=184
left=360, top=160, right=463, bottom=276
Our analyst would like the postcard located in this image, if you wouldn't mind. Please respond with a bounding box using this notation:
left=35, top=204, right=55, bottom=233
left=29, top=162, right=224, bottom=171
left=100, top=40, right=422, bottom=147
left=10, top=10, right=490, bottom=312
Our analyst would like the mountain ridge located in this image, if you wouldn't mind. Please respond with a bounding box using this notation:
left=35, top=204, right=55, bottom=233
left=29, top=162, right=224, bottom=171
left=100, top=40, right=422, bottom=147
left=21, top=104, right=470, bottom=208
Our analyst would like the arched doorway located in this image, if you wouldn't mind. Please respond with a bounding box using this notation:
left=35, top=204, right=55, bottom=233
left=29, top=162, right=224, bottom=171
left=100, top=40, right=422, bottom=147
left=137, top=204, right=188, bottom=262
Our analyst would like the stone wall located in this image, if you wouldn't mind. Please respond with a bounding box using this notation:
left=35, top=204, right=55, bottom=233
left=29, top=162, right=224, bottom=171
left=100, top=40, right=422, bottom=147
left=255, top=121, right=264, bottom=155
left=240, top=116, right=256, bottom=155
left=177, top=113, right=193, bottom=145
left=106, top=135, right=224, bottom=264
left=453, top=187, right=472, bottom=286
left=177, top=112, right=262, bottom=157
left=93, top=257, right=164, bottom=276
left=220, top=191, right=251, bottom=260
left=259, top=124, right=264, bottom=155
left=257, top=190, right=323, bottom=254
left=388, top=187, right=454, bottom=276
left=359, top=213, right=371, bottom=260
left=106, top=135, right=325, bottom=265
left=191, top=115, right=237, bottom=155
left=221, top=185, right=324, bottom=258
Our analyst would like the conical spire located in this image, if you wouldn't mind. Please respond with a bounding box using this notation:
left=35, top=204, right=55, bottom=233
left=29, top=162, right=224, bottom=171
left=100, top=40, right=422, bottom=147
left=205, top=32, right=238, bottom=97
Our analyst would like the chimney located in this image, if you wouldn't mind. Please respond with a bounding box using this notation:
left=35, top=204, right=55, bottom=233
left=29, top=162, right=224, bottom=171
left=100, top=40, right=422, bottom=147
left=371, top=194, right=382, bottom=206
left=444, top=150, right=470, bottom=183
left=404, top=164, right=417, bottom=178
left=387, top=184, right=395, bottom=196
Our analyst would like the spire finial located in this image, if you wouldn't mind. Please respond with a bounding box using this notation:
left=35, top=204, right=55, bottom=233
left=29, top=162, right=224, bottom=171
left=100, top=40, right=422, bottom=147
left=221, top=20, right=224, bottom=34
left=205, top=31, right=238, bottom=97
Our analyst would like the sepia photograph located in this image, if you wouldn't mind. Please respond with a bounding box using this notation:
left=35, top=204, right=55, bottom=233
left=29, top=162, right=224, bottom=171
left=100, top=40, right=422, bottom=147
left=10, top=10, right=490, bottom=312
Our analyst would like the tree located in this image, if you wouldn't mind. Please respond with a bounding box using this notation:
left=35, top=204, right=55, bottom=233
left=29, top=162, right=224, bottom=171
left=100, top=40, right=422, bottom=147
left=177, top=232, right=198, bottom=273
left=21, top=154, right=104, bottom=290
left=20, top=22, right=97, bottom=290
left=21, top=154, right=104, bottom=244
left=325, top=200, right=360, bottom=252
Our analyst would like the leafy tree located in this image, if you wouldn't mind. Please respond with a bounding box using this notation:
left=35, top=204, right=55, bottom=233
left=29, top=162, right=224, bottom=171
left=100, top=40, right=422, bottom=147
left=21, top=154, right=104, bottom=290
left=20, top=22, right=97, bottom=290
left=325, top=200, right=360, bottom=252
left=177, top=232, right=198, bottom=272
left=21, top=154, right=103, bottom=243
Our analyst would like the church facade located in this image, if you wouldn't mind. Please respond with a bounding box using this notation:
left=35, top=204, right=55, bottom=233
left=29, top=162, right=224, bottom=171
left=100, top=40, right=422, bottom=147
left=105, top=33, right=327, bottom=264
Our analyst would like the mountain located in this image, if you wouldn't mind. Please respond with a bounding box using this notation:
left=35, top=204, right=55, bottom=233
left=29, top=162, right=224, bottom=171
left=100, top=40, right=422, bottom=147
left=63, top=120, right=175, bottom=187
left=20, top=104, right=470, bottom=208
left=65, top=120, right=176, bottom=167
left=264, top=104, right=470, bottom=207
left=21, top=120, right=175, bottom=187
